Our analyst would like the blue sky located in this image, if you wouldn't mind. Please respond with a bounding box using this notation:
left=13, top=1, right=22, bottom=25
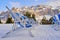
left=0, top=0, right=59, bottom=12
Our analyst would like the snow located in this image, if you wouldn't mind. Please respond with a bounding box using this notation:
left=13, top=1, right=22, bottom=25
left=0, top=24, right=13, bottom=38
left=0, top=24, right=60, bottom=40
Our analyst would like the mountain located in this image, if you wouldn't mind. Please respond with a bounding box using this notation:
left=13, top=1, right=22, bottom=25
left=0, top=5, right=60, bottom=23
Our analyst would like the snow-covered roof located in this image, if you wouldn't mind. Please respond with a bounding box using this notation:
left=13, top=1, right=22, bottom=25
left=36, top=15, right=52, bottom=20
left=35, top=15, right=52, bottom=23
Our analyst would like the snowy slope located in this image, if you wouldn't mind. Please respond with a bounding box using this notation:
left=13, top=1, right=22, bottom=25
left=0, top=24, right=60, bottom=40
left=0, top=24, right=13, bottom=38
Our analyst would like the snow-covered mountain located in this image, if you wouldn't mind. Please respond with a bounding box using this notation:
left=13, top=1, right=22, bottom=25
left=0, top=4, right=60, bottom=23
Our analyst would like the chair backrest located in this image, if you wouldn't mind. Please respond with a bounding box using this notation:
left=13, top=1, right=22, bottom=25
left=53, top=14, right=60, bottom=24
left=6, top=6, right=32, bottom=29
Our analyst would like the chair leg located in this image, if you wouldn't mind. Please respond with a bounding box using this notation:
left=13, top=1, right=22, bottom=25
left=53, top=24, right=60, bottom=31
left=12, top=23, right=18, bottom=31
left=27, top=28, right=34, bottom=37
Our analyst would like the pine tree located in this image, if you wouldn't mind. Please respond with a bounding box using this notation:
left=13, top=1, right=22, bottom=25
left=49, top=17, right=54, bottom=24
left=24, top=11, right=31, bottom=18
left=6, top=16, right=14, bottom=23
left=32, top=14, right=36, bottom=21
left=0, top=19, right=2, bottom=24
left=41, top=16, right=47, bottom=24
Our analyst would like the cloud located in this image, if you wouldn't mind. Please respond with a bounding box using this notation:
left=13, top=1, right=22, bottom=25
left=10, top=1, right=21, bottom=8
left=9, top=0, right=60, bottom=8
left=46, top=1, right=60, bottom=8
left=47, top=0, right=60, bottom=2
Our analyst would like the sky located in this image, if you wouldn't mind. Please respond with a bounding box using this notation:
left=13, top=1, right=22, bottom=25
left=0, top=0, right=60, bottom=12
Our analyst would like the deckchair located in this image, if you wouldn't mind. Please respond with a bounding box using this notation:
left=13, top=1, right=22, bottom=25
left=2, top=6, right=34, bottom=38
left=53, top=14, right=60, bottom=31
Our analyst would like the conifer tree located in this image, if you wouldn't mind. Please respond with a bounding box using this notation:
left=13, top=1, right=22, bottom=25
left=0, top=19, right=2, bottom=24
left=32, top=14, right=36, bottom=21
left=6, top=16, right=14, bottom=23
